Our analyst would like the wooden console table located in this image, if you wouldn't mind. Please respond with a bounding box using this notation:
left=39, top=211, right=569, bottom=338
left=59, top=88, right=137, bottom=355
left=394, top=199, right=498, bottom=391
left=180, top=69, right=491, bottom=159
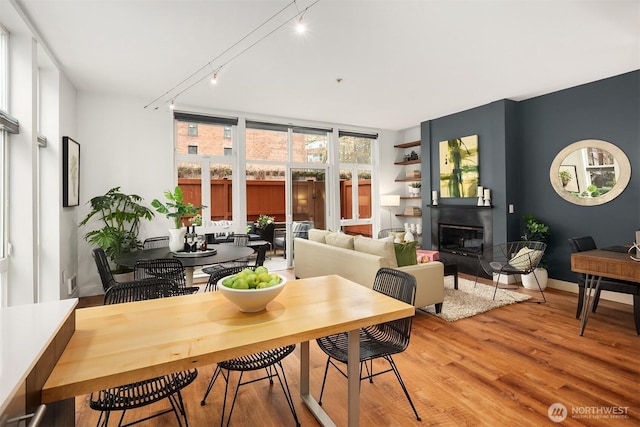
left=570, top=249, right=640, bottom=335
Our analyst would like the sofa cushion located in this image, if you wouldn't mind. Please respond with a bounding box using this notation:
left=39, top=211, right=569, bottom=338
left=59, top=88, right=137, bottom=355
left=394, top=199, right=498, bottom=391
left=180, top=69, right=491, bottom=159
left=325, top=232, right=354, bottom=249
left=394, top=241, right=419, bottom=267
left=391, top=231, right=406, bottom=243
left=354, top=235, right=398, bottom=268
left=309, top=228, right=331, bottom=243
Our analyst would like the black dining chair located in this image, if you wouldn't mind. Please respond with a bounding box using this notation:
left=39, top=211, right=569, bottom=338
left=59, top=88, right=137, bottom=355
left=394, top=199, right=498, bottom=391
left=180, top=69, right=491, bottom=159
left=568, top=236, right=640, bottom=330
left=315, top=267, right=421, bottom=421
left=198, top=265, right=298, bottom=426
left=143, top=236, right=170, bottom=249
left=92, top=248, right=138, bottom=293
left=134, top=258, right=199, bottom=295
left=89, top=278, right=198, bottom=427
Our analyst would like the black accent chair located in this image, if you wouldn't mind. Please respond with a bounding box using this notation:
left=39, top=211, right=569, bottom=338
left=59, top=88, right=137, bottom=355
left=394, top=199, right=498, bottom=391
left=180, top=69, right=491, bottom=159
left=134, top=258, right=199, bottom=295
left=89, top=278, right=198, bottom=427
left=475, top=241, right=547, bottom=303
left=143, top=236, right=169, bottom=249
left=315, top=268, right=421, bottom=421
left=568, top=236, right=640, bottom=333
left=274, top=220, right=313, bottom=258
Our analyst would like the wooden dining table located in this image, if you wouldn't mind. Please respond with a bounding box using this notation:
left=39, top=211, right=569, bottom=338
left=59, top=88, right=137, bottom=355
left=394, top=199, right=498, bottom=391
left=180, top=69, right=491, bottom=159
left=115, top=245, right=254, bottom=287
left=571, top=248, right=640, bottom=335
left=41, top=275, right=415, bottom=426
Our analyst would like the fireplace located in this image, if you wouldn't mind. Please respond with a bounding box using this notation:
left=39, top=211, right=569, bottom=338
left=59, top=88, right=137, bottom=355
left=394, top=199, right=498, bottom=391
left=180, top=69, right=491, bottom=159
left=439, top=223, right=484, bottom=256
left=429, top=206, right=493, bottom=276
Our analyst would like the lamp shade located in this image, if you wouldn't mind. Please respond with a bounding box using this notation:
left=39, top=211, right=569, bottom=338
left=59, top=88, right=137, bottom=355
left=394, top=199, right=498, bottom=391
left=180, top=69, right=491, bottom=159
left=381, top=194, right=401, bottom=207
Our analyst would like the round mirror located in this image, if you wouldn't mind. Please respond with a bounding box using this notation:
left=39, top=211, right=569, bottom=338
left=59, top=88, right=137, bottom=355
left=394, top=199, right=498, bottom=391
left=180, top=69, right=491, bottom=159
left=550, top=139, right=631, bottom=206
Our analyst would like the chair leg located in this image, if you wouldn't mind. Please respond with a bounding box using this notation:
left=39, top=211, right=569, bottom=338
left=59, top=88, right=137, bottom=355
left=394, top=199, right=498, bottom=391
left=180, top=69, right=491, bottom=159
left=592, top=289, right=602, bottom=312
left=168, top=390, right=189, bottom=427
left=492, top=273, right=501, bottom=300
left=272, top=361, right=300, bottom=426
left=318, top=357, right=332, bottom=405
left=633, top=294, right=640, bottom=336
left=384, top=355, right=421, bottom=421
left=434, top=302, right=443, bottom=314
left=200, top=366, right=222, bottom=405
left=576, top=286, right=585, bottom=319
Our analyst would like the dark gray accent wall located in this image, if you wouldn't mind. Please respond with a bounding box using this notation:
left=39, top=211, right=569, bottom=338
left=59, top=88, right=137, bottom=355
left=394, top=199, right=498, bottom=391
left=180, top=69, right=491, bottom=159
left=518, top=70, right=639, bottom=282
left=420, top=70, right=639, bottom=283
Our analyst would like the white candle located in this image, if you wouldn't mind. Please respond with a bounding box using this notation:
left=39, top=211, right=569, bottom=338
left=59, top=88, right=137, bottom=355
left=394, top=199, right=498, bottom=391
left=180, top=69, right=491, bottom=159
left=477, top=186, right=483, bottom=197
left=484, top=188, right=491, bottom=200
left=432, top=190, right=438, bottom=200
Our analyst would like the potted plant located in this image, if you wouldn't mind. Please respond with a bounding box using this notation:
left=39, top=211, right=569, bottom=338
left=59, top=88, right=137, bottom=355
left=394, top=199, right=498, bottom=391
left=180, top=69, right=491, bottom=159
left=80, top=187, right=154, bottom=274
left=408, top=182, right=421, bottom=197
left=151, top=186, right=206, bottom=251
left=559, top=170, right=572, bottom=187
left=255, top=214, right=276, bottom=242
left=520, top=215, right=550, bottom=290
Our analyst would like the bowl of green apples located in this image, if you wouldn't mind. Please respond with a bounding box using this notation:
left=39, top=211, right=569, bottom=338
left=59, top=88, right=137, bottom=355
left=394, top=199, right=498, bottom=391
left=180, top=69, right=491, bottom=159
left=217, top=266, right=287, bottom=312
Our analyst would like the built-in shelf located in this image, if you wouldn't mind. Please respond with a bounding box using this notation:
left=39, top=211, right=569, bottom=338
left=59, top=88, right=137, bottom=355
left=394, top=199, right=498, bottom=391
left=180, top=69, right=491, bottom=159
left=428, top=204, right=493, bottom=209
left=394, top=159, right=421, bottom=166
left=396, top=214, right=422, bottom=217
left=400, top=196, right=421, bottom=200
left=395, top=178, right=421, bottom=182
left=394, top=140, right=420, bottom=149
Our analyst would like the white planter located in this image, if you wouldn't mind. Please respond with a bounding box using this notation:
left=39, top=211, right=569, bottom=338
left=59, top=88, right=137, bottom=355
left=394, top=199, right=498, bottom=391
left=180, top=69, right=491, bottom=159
left=113, top=271, right=134, bottom=282
left=521, top=267, right=548, bottom=290
left=168, top=227, right=186, bottom=252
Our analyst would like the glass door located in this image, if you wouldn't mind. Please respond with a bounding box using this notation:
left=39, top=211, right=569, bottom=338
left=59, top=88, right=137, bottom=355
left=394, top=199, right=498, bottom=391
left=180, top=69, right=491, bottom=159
left=284, top=167, right=327, bottom=265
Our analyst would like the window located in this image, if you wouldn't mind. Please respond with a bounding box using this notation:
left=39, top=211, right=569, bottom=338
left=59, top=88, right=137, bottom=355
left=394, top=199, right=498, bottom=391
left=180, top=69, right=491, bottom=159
left=175, top=112, right=237, bottom=156
left=338, top=131, right=376, bottom=232
left=0, top=26, right=8, bottom=306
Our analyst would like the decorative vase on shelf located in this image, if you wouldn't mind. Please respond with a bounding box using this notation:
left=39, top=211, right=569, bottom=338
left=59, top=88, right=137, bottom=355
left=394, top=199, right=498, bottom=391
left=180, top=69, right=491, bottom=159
left=168, top=227, right=186, bottom=252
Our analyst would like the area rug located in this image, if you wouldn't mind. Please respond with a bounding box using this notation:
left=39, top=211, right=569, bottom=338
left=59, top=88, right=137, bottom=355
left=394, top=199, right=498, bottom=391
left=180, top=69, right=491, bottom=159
left=420, top=276, right=531, bottom=321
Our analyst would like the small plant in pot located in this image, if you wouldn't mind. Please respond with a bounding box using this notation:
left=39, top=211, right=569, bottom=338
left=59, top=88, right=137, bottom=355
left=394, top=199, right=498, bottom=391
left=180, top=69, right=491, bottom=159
left=409, top=182, right=421, bottom=196
left=80, top=187, right=154, bottom=274
left=520, top=215, right=550, bottom=290
left=151, top=186, right=206, bottom=251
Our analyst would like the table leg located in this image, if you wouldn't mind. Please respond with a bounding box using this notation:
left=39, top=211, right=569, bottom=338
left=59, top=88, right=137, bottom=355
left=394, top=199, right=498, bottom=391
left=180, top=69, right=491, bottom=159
left=579, top=274, right=602, bottom=336
left=300, top=341, right=336, bottom=426
left=184, top=266, right=194, bottom=288
left=347, top=329, right=360, bottom=426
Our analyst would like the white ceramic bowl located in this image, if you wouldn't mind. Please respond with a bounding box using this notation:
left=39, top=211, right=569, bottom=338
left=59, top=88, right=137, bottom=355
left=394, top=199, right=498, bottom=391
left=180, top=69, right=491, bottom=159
left=217, top=275, right=287, bottom=312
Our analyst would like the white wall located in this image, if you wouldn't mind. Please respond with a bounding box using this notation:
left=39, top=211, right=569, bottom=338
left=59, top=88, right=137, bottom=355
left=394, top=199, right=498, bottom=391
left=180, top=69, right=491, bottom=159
left=76, top=92, right=175, bottom=296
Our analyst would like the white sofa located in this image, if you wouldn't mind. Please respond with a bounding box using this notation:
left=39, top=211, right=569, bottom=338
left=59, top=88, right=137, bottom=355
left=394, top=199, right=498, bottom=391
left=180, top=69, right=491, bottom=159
left=294, top=229, right=445, bottom=311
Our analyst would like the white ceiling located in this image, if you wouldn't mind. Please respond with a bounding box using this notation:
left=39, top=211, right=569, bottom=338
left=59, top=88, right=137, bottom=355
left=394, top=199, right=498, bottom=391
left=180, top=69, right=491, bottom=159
left=15, top=0, right=640, bottom=130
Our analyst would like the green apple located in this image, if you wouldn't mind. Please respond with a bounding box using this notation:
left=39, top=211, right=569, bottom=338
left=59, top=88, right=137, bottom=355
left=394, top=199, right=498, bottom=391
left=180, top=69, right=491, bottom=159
left=233, top=278, right=249, bottom=289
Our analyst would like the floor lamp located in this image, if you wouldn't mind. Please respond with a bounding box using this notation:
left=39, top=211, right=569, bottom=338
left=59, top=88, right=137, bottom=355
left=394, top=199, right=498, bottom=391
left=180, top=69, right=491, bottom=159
left=380, top=195, right=400, bottom=229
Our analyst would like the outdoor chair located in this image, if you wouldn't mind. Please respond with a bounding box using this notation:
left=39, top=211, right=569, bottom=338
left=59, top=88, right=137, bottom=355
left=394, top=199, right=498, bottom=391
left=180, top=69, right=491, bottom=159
left=475, top=241, right=547, bottom=303
left=377, top=228, right=406, bottom=239
left=143, top=236, right=169, bottom=249
left=134, top=258, right=199, bottom=295
left=568, top=236, right=640, bottom=330
left=89, top=278, right=198, bottom=427
left=274, top=220, right=313, bottom=258
left=315, top=267, right=421, bottom=421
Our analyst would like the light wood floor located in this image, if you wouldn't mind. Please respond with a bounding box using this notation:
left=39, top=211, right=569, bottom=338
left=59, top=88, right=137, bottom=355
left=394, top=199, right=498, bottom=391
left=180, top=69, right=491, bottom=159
left=75, top=271, right=640, bottom=426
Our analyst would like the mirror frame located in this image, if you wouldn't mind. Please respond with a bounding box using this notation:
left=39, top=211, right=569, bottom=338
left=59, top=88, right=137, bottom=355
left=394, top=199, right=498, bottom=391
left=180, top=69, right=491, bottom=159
left=550, top=139, right=631, bottom=206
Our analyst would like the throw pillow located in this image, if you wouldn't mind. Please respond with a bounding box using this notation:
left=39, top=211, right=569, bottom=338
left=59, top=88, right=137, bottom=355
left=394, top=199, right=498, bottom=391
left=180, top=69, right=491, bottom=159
left=309, top=228, right=331, bottom=243
left=354, top=235, right=398, bottom=268
left=394, top=241, right=419, bottom=267
left=508, top=247, right=543, bottom=271
left=325, top=232, right=355, bottom=249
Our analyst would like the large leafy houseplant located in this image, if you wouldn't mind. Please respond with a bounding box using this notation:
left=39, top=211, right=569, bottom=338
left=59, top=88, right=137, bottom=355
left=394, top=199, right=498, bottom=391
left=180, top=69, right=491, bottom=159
left=80, top=187, right=154, bottom=273
left=151, top=186, right=206, bottom=229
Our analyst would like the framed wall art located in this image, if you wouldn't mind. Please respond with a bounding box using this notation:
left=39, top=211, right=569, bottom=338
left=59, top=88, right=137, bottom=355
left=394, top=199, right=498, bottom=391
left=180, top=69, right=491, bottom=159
left=63, top=136, right=80, bottom=207
left=439, top=134, right=479, bottom=198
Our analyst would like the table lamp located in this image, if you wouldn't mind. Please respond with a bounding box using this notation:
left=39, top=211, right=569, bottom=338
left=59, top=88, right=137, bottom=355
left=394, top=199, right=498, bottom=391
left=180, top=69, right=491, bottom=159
left=381, top=194, right=401, bottom=228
